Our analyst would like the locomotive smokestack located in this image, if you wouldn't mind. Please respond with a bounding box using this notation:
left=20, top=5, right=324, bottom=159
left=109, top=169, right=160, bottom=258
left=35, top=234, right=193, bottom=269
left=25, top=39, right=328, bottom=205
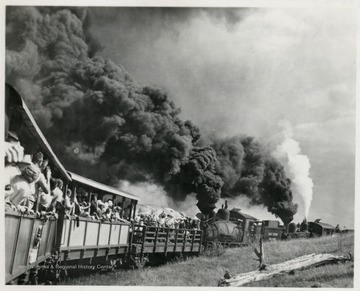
left=279, top=215, right=294, bottom=231
left=196, top=201, right=216, bottom=216
left=300, top=217, right=308, bottom=232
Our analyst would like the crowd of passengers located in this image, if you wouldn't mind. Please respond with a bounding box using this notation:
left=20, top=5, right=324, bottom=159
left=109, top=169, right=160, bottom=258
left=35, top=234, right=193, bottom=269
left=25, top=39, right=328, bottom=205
left=133, top=213, right=200, bottom=244
left=4, top=131, right=130, bottom=223
left=134, top=212, right=200, bottom=230
left=4, top=131, right=200, bottom=230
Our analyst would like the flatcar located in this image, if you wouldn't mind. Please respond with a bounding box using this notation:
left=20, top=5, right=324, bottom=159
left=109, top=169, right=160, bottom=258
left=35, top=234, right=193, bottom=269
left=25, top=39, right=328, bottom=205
left=4, top=84, right=202, bottom=284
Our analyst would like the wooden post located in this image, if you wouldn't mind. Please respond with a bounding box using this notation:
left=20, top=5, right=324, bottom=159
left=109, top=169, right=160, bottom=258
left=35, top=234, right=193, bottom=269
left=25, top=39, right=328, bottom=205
left=132, top=200, right=137, bottom=220
left=259, top=238, right=264, bottom=268
left=121, top=197, right=125, bottom=218
left=96, top=221, right=101, bottom=247
left=71, top=185, right=76, bottom=200
left=87, top=190, right=91, bottom=205
left=83, top=220, right=88, bottom=246
left=141, top=226, right=146, bottom=257
left=182, top=230, right=187, bottom=253
left=164, top=229, right=169, bottom=256
left=153, top=227, right=159, bottom=253
left=254, top=237, right=265, bottom=270
left=191, top=230, right=195, bottom=252
left=174, top=229, right=179, bottom=252
left=108, top=221, right=113, bottom=245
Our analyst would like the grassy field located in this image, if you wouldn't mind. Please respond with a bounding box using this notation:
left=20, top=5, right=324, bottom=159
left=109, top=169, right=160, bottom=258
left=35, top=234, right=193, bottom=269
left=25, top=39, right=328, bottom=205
left=63, top=233, right=354, bottom=287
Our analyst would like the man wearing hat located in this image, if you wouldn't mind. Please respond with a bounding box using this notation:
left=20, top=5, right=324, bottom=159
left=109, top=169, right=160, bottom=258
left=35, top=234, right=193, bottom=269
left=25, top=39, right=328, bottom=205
left=47, top=178, right=64, bottom=211
left=9, top=164, right=40, bottom=208
left=112, top=206, right=122, bottom=221
left=32, top=151, right=51, bottom=194
left=90, top=195, right=98, bottom=217
left=5, top=154, right=33, bottom=210
left=97, top=200, right=105, bottom=218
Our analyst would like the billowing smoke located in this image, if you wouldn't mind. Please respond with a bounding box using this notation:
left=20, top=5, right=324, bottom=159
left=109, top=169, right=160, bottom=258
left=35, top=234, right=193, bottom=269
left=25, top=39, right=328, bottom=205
left=272, top=120, right=313, bottom=218
left=213, top=136, right=298, bottom=223
left=166, top=147, right=223, bottom=215
left=6, top=6, right=297, bottom=219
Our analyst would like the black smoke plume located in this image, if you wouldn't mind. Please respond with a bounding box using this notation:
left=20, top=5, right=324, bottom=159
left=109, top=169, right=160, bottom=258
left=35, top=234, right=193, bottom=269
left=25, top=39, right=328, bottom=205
left=6, top=6, right=297, bottom=221
left=213, top=136, right=297, bottom=223
left=166, top=147, right=223, bottom=215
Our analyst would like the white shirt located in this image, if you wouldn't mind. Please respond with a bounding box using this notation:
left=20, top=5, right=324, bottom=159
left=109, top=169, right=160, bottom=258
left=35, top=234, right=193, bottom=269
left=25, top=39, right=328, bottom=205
left=10, top=175, right=35, bottom=206
left=39, top=192, right=52, bottom=208
left=52, top=187, right=63, bottom=203
left=4, top=165, right=21, bottom=185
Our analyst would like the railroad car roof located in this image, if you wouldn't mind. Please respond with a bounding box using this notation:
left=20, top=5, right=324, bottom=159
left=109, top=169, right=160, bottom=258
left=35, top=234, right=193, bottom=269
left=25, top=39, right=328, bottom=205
left=17, top=95, right=72, bottom=181
left=68, top=171, right=139, bottom=201
left=310, top=221, right=335, bottom=229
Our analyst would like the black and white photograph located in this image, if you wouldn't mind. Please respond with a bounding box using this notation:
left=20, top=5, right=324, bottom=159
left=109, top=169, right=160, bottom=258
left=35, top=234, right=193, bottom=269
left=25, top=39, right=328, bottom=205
left=3, top=0, right=357, bottom=288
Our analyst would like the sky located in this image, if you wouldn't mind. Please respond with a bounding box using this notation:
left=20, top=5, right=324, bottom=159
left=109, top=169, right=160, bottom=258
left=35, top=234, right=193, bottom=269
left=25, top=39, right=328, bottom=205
left=88, top=7, right=356, bottom=228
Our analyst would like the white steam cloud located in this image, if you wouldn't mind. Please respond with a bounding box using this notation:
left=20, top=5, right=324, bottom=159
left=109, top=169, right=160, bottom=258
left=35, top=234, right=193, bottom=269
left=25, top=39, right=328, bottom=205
left=272, top=120, right=313, bottom=218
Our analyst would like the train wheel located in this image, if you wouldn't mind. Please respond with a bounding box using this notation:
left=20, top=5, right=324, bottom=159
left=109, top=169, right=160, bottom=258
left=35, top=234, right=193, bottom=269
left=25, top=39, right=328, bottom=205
left=124, top=254, right=148, bottom=269
left=113, top=258, right=124, bottom=269
left=136, top=255, right=148, bottom=269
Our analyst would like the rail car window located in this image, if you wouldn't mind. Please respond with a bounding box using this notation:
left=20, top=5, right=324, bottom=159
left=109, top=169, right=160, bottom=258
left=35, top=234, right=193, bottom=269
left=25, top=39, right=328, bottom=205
left=122, top=199, right=131, bottom=219
left=103, top=194, right=114, bottom=202
left=75, top=186, right=88, bottom=201
left=120, top=198, right=135, bottom=220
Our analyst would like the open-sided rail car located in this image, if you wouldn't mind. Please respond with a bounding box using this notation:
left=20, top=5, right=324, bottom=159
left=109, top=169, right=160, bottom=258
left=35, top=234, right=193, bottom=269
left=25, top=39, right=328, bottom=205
left=5, top=84, right=71, bottom=284
left=58, top=172, right=139, bottom=265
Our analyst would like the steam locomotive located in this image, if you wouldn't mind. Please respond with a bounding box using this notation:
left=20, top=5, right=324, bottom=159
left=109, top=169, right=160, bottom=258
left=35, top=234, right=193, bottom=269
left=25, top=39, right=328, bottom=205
left=202, top=207, right=284, bottom=248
